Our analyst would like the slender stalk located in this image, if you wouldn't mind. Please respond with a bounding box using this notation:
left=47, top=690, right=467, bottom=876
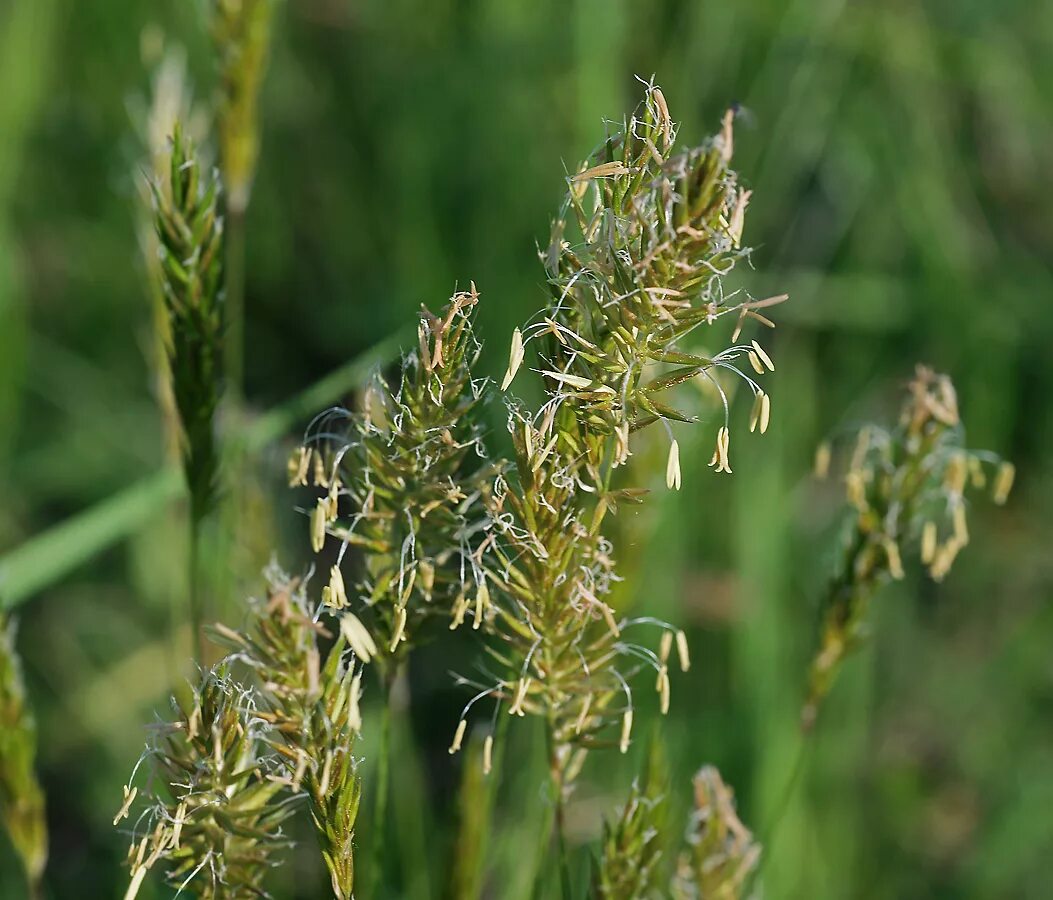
left=214, top=204, right=247, bottom=629
left=758, top=736, right=810, bottom=855
left=546, top=723, right=572, bottom=900
left=210, top=0, right=274, bottom=399
left=188, top=516, right=204, bottom=665
left=449, top=711, right=513, bottom=900
left=479, top=713, right=510, bottom=887
left=741, top=736, right=812, bottom=898
left=370, top=674, right=393, bottom=897
left=528, top=795, right=556, bottom=900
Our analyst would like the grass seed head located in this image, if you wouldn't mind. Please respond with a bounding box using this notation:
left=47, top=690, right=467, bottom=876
left=120, top=669, right=292, bottom=900
left=672, top=766, right=760, bottom=900
left=804, top=366, right=1013, bottom=726
left=294, top=289, right=496, bottom=674
left=465, top=85, right=783, bottom=787
left=152, top=124, right=225, bottom=525
left=594, top=742, right=669, bottom=900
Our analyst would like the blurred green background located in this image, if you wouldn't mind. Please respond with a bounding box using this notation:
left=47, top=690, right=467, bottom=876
left=1, top=0, right=1052, bottom=897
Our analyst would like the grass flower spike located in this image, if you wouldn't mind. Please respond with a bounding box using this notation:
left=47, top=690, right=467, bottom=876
left=445, top=87, right=785, bottom=862
left=672, top=766, right=761, bottom=900
left=154, top=124, right=225, bottom=527
left=134, top=42, right=202, bottom=462
left=212, top=568, right=363, bottom=899
left=595, top=745, right=668, bottom=899
left=152, top=123, right=225, bottom=658
left=295, top=287, right=495, bottom=676
left=122, top=566, right=364, bottom=899
left=803, top=366, right=1014, bottom=726
left=122, top=670, right=291, bottom=900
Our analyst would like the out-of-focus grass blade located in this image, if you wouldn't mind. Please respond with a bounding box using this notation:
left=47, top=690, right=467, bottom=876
left=731, top=348, right=819, bottom=897
left=389, top=703, right=437, bottom=900
left=0, top=470, right=182, bottom=612
left=449, top=731, right=489, bottom=900
left=0, top=330, right=407, bottom=609
left=0, top=0, right=59, bottom=472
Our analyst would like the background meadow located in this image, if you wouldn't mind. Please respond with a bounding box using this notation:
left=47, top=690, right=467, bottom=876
left=1, top=0, right=1052, bottom=897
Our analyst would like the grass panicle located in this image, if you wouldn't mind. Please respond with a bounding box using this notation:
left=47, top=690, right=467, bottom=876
left=120, top=669, right=291, bottom=900
left=594, top=742, right=669, bottom=899
left=0, top=614, right=47, bottom=897
left=671, top=766, right=760, bottom=900
left=293, top=286, right=495, bottom=678
left=596, top=756, right=759, bottom=900
left=134, top=39, right=203, bottom=462
left=466, top=83, right=781, bottom=799
left=121, top=563, right=365, bottom=900
left=152, top=122, right=225, bottom=657
left=153, top=123, right=225, bottom=527
left=211, top=566, right=363, bottom=898
left=803, top=365, right=1015, bottom=727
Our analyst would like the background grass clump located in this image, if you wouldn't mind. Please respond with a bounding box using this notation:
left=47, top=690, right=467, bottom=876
left=1, top=1, right=1052, bottom=898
